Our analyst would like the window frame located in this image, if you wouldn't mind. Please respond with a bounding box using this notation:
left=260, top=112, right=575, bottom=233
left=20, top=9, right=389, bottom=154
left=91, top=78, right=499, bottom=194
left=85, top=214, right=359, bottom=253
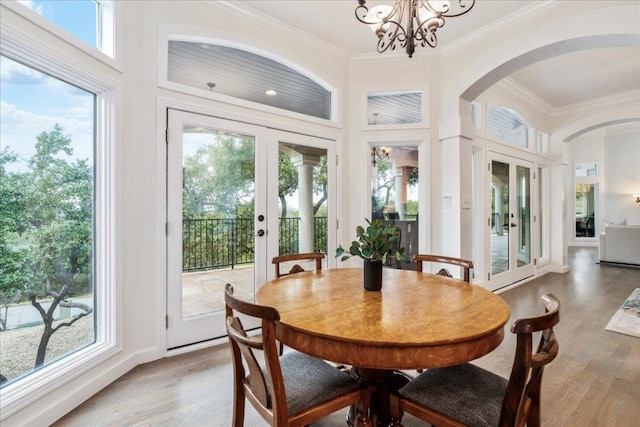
left=3, top=0, right=122, bottom=71
left=572, top=161, right=601, bottom=241
left=157, top=28, right=339, bottom=127
left=363, top=86, right=430, bottom=131
left=0, top=4, right=121, bottom=420
left=486, top=105, right=531, bottom=149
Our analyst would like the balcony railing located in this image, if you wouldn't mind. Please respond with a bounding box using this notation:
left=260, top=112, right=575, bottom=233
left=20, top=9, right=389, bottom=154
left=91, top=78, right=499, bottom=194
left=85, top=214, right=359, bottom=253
left=183, top=217, right=327, bottom=272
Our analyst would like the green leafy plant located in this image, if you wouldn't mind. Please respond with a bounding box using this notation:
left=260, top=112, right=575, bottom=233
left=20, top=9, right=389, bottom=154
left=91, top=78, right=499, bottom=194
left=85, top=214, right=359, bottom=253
left=335, top=218, right=407, bottom=263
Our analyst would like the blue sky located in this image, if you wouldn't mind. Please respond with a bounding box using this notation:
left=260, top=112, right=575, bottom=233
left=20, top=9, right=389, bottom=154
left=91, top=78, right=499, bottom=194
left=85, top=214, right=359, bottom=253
left=1, top=1, right=97, bottom=171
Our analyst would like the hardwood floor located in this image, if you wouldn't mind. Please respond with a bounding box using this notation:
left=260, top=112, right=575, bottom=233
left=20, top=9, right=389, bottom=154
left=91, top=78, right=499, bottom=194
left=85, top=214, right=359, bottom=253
left=54, top=248, right=639, bottom=426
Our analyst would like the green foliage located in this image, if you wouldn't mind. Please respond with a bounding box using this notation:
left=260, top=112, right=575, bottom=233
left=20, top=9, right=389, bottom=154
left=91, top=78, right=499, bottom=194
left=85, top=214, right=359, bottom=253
left=0, top=124, right=93, bottom=299
left=183, top=134, right=255, bottom=216
left=335, top=219, right=407, bottom=263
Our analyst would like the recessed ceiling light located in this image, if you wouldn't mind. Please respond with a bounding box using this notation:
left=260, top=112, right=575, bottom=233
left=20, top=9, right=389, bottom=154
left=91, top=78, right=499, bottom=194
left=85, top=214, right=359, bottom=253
left=265, top=89, right=277, bottom=96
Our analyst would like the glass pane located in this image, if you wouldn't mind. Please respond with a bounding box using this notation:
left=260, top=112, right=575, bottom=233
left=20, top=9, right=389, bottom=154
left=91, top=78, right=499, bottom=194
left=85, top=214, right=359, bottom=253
left=367, top=91, right=422, bottom=125
left=516, top=166, right=531, bottom=267
left=575, top=184, right=596, bottom=238
left=491, top=161, right=509, bottom=275
left=488, top=106, right=528, bottom=148
left=538, top=167, right=543, bottom=259
left=370, top=146, right=419, bottom=270
left=0, top=56, right=96, bottom=386
left=181, top=126, right=255, bottom=316
left=21, top=1, right=98, bottom=49
left=277, top=143, right=328, bottom=270
left=168, top=41, right=332, bottom=120
left=574, top=162, right=598, bottom=177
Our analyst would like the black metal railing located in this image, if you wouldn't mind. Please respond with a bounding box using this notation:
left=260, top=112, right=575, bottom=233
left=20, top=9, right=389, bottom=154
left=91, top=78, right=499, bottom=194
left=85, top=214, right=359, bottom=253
left=182, top=217, right=327, bottom=272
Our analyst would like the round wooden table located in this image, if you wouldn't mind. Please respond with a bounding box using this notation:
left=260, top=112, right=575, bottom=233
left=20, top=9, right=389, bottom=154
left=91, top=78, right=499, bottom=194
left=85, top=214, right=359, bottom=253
left=256, top=268, right=510, bottom=425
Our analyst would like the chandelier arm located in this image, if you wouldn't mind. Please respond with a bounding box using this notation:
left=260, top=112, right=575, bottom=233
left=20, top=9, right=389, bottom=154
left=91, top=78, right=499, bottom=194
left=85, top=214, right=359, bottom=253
left=355, top=0, right=404, bottom=26
left=420, top=0, right=476, bottom=18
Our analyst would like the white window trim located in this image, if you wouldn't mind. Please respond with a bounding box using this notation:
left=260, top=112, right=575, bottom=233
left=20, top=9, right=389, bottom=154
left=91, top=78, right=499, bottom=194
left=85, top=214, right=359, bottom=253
left=363, top=86, right=431, bottom=131
left=363, top=134, right=430, bottom=258
left=486, top=104, right=533, bottom=151
left=2, top=0, right=122, bottom=71
left=157, top=26, right=340, bottom=128
left=0, top=8, right=122, bottom=420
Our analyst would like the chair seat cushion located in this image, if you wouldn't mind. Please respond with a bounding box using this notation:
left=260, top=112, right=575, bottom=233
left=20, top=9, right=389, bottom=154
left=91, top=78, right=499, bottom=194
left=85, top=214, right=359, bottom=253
left=399, top=363, right=508, bottom=427
left=279, top=351, right=361, bottom=415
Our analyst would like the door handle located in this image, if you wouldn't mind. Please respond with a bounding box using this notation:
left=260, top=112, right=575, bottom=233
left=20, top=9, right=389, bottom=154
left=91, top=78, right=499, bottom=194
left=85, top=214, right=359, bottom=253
left=256, top=229, right=265, bottom=237
left=510, top=223, right=517, bottom=228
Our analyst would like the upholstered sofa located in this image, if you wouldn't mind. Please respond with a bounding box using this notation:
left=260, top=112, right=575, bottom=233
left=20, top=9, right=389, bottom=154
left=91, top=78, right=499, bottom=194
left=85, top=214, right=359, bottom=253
left=598, top=225, right=640, bottom=266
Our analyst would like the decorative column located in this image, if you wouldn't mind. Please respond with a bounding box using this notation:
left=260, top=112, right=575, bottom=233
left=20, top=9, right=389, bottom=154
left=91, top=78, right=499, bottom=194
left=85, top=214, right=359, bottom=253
left=493, top=183, right=504, bottom=236
left=394, top=165, right=409, bottom=220
left=292, top=154, right=319, bottom=253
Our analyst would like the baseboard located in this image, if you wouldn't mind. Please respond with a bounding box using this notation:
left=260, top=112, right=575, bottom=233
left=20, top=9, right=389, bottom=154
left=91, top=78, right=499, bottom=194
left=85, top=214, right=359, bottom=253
left=6, top=349, right=156, bottom=427
left=548, top=264, right=570, bottom=274
left=599, top=260, right=640, bottom=269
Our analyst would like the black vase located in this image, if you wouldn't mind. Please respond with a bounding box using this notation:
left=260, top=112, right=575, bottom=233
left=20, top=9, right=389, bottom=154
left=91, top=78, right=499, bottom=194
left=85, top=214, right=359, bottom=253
left=363, top=259, right=383, bottom=291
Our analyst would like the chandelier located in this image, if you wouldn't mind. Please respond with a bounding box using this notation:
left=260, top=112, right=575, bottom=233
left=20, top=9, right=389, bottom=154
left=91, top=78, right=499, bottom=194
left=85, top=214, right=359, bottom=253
left=371, top=146, right=391, bottom=166
left=355, top=0, right=476, bottom=58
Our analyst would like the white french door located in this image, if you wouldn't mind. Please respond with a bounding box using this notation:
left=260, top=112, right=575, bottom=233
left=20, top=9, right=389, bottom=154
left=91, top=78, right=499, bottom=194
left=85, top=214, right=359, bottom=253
left=166, top=110, right=268, bottom=348
left=487, top=154, right=534, bottom=291
left=166, top=110, right=336, bottom=349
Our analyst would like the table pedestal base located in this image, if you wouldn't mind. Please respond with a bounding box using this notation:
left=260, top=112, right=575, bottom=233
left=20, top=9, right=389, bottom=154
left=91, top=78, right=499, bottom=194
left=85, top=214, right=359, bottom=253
left=348, top=367, right=412, bottom=427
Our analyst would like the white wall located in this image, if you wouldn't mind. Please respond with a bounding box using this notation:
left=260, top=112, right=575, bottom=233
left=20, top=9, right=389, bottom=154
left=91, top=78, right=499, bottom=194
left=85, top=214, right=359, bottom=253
left=3, top=1, right=350, bottom=425
left=3, top=1, right=639, bottom=425
left=605, top=127, right=640, bottom=225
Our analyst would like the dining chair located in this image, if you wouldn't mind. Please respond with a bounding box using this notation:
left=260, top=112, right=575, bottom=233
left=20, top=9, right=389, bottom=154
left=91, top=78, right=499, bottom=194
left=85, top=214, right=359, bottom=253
left=413, top=254, right=474, bottom=282
left=389, top=292, right=561, bottom=427
left=224, top=283, right=371, bottom=427
left=272, top=252, right=325, bottom=278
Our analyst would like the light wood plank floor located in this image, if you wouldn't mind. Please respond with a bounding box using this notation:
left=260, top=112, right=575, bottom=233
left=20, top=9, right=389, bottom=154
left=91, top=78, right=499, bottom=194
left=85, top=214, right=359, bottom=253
left=54, top=248, right=640, bottom=426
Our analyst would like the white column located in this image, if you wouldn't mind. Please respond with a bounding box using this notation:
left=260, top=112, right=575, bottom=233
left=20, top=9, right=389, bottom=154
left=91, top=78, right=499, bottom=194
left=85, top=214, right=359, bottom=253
left=292, top=154, right=319, bottom=253
left=494, top=183, right=504, bottom=236
left=394, top=165, right=408, bottom=220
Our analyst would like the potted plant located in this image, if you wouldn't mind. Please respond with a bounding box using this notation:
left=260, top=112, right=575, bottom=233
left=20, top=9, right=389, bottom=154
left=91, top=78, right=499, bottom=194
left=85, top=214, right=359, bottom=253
left=335, top=218, right=407, bottom=291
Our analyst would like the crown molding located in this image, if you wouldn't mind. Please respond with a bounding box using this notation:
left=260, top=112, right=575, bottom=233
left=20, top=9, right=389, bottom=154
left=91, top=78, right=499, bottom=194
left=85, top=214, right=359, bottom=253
left=555, top=89, right=640, bottom=119
left=490, top=77, right=553, bottom=120
left=442, top=0, right=559, bottom=54
left=209, top=1, right=350, bottom=60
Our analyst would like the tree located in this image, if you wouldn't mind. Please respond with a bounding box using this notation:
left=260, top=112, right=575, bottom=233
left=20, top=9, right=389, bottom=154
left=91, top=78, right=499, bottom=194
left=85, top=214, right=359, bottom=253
left=183, top=134, right=255, bottom=217
left=278, top=152, right=298, bottom=223
left=312, top=156, right=327, bottom=215
left=0, top=125, right=93, bottom=367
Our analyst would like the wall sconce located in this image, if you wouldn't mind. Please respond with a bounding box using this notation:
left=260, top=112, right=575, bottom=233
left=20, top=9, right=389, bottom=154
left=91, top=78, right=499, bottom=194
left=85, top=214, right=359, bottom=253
left=371, top=146, right=391, bottom=166
left=634, top=194, right=640, bottom=203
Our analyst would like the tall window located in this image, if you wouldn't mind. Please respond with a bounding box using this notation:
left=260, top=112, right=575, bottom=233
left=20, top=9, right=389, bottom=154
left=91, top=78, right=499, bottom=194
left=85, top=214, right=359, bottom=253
left=0, top=56, right=96, bottom=387
left=574, top=163, right=600, bottom=239
left=1, top=2, right=117, bottom=419
left=370, top=145, right=419, bottom=269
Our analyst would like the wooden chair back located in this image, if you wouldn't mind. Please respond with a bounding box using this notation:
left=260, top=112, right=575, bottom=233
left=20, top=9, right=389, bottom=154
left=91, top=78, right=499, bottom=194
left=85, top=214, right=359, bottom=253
left=272, top=253, right=325, bottom=278
left=501, top=292, right=560, bottom=427
left=225, top=283, right=284, bottom=425
left=225, top=283, right=370, bottom=426
left=413, top=254, right=474, bottom=282
left=390, top=293, right=560, bottom=427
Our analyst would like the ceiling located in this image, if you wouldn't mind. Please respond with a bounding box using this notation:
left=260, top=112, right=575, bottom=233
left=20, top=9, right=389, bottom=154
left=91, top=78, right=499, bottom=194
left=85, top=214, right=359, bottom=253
left=234, top=1, right=640, bottom=111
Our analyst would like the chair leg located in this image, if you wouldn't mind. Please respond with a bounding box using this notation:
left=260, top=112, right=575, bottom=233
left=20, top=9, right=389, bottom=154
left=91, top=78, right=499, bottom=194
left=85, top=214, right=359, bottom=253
left=232, top=393, right=245, bottom=427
